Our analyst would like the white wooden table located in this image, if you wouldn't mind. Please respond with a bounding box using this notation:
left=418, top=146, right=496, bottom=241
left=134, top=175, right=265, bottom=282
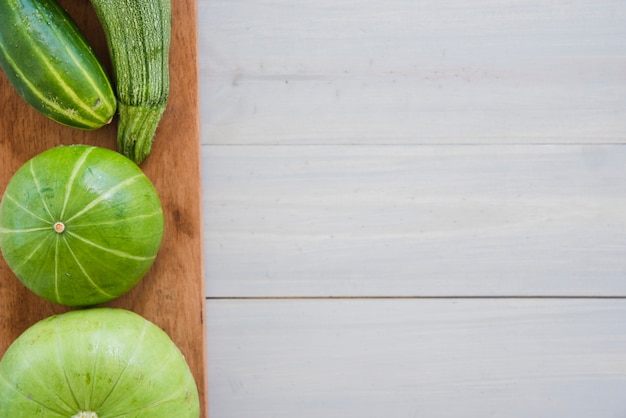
left=198, top=1, right=626, bottom=416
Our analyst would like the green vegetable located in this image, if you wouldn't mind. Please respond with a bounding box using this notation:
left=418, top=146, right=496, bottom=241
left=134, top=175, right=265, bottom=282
left=89, top=0, right=172, bottom=164
left=0, top=308, right=200, bottom=417
left=0, top=145, right=164, bottom=307
left=0, top=0, right=116, bottom=129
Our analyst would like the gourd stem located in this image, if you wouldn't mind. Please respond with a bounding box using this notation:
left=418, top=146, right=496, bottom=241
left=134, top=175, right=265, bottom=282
left=72, top=412, right=98, bottom=418
left=53, top=221, right=65, bottom=233
left=117, top=101, right=166, bottom=165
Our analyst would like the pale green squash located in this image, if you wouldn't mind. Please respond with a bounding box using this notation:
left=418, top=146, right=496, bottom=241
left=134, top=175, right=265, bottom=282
left=0, top=308, right=200, bottom=417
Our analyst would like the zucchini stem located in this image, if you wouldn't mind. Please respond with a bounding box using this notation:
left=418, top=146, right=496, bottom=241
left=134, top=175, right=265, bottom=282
left=118, top=102, right=166, bottom=165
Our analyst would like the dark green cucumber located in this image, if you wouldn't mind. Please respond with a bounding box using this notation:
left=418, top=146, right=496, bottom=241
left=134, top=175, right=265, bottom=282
left=0, top=0, right=116, bottom=129
left=89, top=0, right=171, bottom=164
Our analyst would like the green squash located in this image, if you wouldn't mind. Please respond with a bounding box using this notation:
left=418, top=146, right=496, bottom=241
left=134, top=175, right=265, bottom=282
left=0, top=308, right=200, bottom=417
left=0, top=145, right=164, bottom=306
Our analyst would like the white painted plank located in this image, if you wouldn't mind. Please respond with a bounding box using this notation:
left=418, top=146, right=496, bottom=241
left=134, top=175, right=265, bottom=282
left=199, top=74, right=626, bottom=145
left=198, top=0, right=626, bottom=144
left=207, top=298, right=626, bottom=418
left=202, top=144, right=626, bottom=297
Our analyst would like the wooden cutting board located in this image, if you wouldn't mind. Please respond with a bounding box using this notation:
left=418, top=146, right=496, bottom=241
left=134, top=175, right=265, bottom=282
left=0, top=0, right=207, bottom=416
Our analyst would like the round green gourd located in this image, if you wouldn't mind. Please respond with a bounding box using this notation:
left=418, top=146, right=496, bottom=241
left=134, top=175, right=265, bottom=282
left=0, top=308, right=200, bottom=417
left=0, top=145, right=164, bottom=306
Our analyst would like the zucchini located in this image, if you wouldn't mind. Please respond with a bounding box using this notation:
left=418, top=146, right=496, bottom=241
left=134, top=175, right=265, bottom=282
left=0, top=0, right=116, bottom=129
left=89, top=0, right=171, bottom=164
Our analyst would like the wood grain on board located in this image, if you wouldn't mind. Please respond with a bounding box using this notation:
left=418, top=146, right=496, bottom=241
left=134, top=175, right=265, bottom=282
left=0, top=0, right=207, bottom=416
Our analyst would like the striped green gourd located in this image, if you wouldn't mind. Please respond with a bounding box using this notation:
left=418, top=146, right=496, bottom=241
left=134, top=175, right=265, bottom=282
left=0, top=308, right=200, bottom=417
left=88, top=0, right=171, bottom=163
left=0, top=145, right=164, bottom=307
left=0, top=0, right=116, bottom=129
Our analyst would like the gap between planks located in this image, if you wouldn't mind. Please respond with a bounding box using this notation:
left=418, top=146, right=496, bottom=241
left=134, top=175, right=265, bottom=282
left=202, top=143, right=626, bottom=146
left=206, top=295, right=626, bottom=300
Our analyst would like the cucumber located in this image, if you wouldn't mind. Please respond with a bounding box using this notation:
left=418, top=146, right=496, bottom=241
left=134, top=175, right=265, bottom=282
left=89, top=0, right=171, bottom=163
left=0, top=0, right=116, bottom=129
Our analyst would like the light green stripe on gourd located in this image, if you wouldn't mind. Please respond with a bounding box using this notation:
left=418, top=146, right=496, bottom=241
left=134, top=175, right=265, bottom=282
left=1, top=194, right=51, bottom=224
left=0, top=354, right=73, bottom=416
left=11, top=237, right=51, bottom=272
left=58, top=236, right=116, bottom=301
left=72, top=211, right=163, bottom=227
left=0, top=227, right=50, bottom=234
left=88, top=0, right=172, bottom=163
left=60, top=146, right=94, bottom=220
left=66, top=232, right=157, bottom=261
left=64, top=173, right=146, bottom=223
left=0, top=0, right=116, bottom=129
left=29, top=159, right=57, bottom=222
